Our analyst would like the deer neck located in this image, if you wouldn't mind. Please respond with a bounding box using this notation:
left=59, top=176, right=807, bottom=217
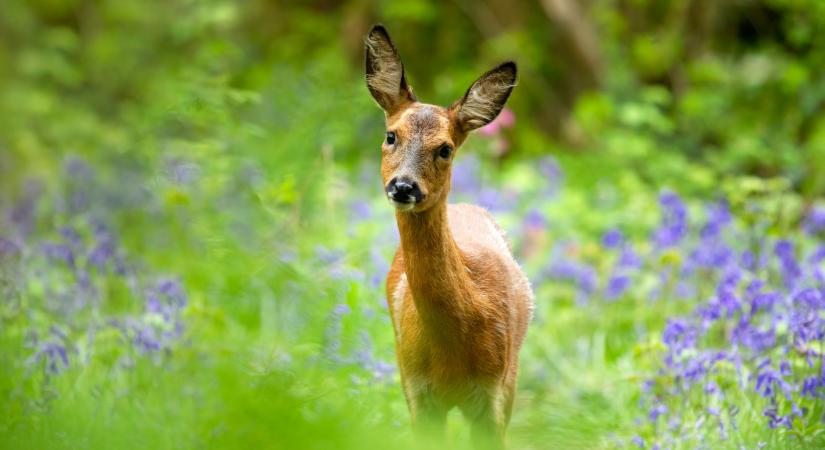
left=395, top=200, right=474, bottom=336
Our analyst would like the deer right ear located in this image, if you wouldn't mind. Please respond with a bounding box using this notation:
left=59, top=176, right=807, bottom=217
left=450, top=61, right=517, bottom=133
left=365, top=25, right=416, bottom=115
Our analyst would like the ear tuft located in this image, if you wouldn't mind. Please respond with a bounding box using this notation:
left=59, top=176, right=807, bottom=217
left=451, top=61, right=517, bottom=132
left=365, top=25, right=415, bottom=114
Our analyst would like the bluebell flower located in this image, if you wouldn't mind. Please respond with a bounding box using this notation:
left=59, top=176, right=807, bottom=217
left=33, top=341, right=70, bottom=374
left=648, top=403, right=667, bottom=422
left=755, top=368, right=792, bottom=399
left=606, top=273, right=631, bottom=300
left=546, top=259, right=598, bottom=303
left=803, top=206, right=825, bottom=235
left=800, top=376, right=820, bottom=398
left=10, top=179, right=42, bottom=236
left=523, top=208, right=546, bottom=230
left=602, top=229, right=623, bottom=248
left=350, top=200, right=372, bottom=221
left=774, top=240, right=801, bottom=290
left=653, top=191, right=688, bottom=248
left=370, top=249, right=389, bottom=288
left=618, top=247, right=643, bottom=268
left=538, top=155, right=563, bottom=193
left=42, top=243, right=76, bottom=268
left=701, top=200, right=732, bottom=239
left=662, top=319, right=697, bottom=354
left=451, top=155, right=481, bottom=194
left=0, top=237, right=21, bottom=259
left=478, top=188, right=506, bottom=211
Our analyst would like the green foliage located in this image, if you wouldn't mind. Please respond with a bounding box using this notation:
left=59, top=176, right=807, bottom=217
left=2, top=1, right=825, bottom=449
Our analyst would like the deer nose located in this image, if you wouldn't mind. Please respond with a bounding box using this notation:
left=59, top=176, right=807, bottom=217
left=386, top=177, right=422, bottom=203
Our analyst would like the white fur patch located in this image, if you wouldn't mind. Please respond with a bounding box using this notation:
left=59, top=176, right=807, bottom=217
left=391, top=274, right=408, bottom=342
left=484, top=216, right=509, bottom=253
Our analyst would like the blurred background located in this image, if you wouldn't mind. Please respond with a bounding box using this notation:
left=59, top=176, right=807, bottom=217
left=1, top=1, right=825, bottom=449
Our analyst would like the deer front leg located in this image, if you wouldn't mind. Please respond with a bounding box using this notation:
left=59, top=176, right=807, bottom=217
left=405, top=380, right=448, bottom=441
left=461, top=383, right=507, bottom=450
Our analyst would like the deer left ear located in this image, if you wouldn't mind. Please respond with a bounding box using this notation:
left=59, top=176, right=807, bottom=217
left=450, top=61, right=517, bottom=132
left=365, top=25, right=416, bottom=115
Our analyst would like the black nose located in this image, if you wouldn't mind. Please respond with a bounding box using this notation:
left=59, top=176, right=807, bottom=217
left=386, top=177, right=422, bottom=203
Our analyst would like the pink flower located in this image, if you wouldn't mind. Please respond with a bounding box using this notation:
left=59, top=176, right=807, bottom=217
left=478, top=107, right=515, bottom=136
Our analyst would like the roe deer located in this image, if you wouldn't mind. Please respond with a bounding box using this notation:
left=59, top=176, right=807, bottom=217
left=365, top=25, right=534, bottom=448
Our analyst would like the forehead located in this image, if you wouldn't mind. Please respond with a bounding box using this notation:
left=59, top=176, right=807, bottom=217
left=389, top=104, right=451, bottom=136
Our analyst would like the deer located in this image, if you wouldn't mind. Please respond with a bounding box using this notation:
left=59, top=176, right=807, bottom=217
left=364, top=25, right=534, bottom=448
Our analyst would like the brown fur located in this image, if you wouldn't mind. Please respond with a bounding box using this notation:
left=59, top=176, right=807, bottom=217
left=366, top=25, right=532, bottom=449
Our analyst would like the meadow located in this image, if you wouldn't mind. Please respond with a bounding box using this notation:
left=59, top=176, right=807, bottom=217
left=2, top=1, right=825, bottom=449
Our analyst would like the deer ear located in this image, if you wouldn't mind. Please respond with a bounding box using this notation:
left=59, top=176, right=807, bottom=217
left=451, top=62, right=517, bottom=132
left=365, top=25, right=416, bottom=115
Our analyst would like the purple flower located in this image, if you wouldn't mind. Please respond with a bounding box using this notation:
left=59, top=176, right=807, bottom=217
left=653, top=191, right=688, bottom=248
left=9, top=179, right=42, bottom=236
left=663, top=319, right=698, bottom=358
left=648, top=403, right=668, bottom=422
left=775, top=240, right=801, bottom=290
left=324, top=303, right=352, bottom=362
left=763, top=407, right=792, bottom=429
left=606, top=273, right=631, bottom=300
left=158, top=278, right=188, bottom=307
left=602, top=229, right=623, bottom=248
left=135, top=326, right=162, bottom=352
left=477, top=188, right=506, bottom=212
left=166, top=159, right=201, bottom=184
left=618, top=247, right=643, bottom=269
left=539, top=155, right=562, bottom=180
left=64, top=157, right=93, bottom=179
left=524, top=209, right=546, bottom=230
left=451, top=155, right=481, bottom=194
left=350, top=200, right=372, bottom=221
left=546, top=260, right=598, bottom=302
left=42, top=243, right=75, bottom=267
left=0, top=237, right=21, bottom=259
left=801, top=377, right=821, bottom=398
left=701, top=200, right=732, bottom=239
left=803, top=207, right=825, bottom=235
left=33, top=341, right=70, bottom=374
left=370, top=249, right=389, bottom=288
left=755, top=368, right=792, bottom=399
left=316, top=245, right=344, bottom=265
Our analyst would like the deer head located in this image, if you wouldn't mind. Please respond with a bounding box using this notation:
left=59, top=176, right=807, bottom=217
left=365, top=25, right=517, bottom=213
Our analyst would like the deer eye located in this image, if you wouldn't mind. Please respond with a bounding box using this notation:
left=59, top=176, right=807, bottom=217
left=386, top=131, right=396, bottom=145
left=438, top=145, right=452, bottom=159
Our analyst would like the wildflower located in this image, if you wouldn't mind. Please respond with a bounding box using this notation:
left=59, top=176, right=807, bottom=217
left=653, top=191, right=688, bottom=248
left=663, top=319, right=696, bottom=354
left=478, top=107, right=515, bottom=136
left=538, top=156, right=563, bottom=194
left=523, top=209, right=546, bottom=231
left=701, top=200, right=732, bottom=239
left=451, top=155, right=481, bottom=194
left=648, top=403, right=668, bottom=422
left=803, top=206, right=825, bottom=235
left=602, top=229, right=623, bottom=248
left=774, top=240, right=801, bottom=290
left=33, top=341, right=70, bottom=374
left=42, top=243, right=76, bottom=268
left=0, top=237, right=21, bottom=259
left=605, top=273, right=631, bottom=300
left=545, top=259, right=598, bottom=303
left=350, top=200, right=372, bottom=221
